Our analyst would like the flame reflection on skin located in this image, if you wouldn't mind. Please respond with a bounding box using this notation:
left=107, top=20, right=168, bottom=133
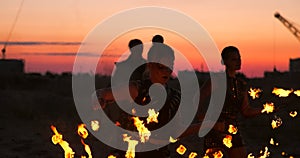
left=272, top=87, right=293, bottom=97
left=248, top=87, right=262, bottom=99
left=123, top=134, right=138, bottom=158
left=147, top=109, right=159, bottom=124
left=132, top=117, right=151, bottom=143
left=228, top=124, right=238, bottom=134
left=261, top=102, right=275, bottom=114
left=176, top=144, right=187, bottom=155
left=50, top=125, right=75, bottom=158
left=223, top=135, right=233, bottom=148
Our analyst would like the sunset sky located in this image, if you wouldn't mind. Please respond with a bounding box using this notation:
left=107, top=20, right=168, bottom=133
left=1, top=0, right=300, bottom=77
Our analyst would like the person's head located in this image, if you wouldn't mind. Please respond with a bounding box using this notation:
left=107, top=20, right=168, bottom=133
left=128, top=39, right=143, bottom=56
left=221, top=46, right=241, bottom=71
left=147, top=43, right=174, bottom=85
left=152, top=34, right=164, bottom=44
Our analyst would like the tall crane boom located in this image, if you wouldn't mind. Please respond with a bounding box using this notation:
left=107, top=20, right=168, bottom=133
left=274, top=12, right=300, bottom=42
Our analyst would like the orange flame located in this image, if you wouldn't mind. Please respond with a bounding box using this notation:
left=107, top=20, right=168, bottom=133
left=228, top=124, right=238, bottom=134
left=189, top=152, right=198, bottom=158
left=204, top=149, right=223, bottom=158
left=169, top=136, right=178, bottom=143
left=272, top=87, right=293, bottom=97
left=107, top=155, right=117, bottom=158
left=176, top=144, right=186, bottom=155
left=247, top=153, right=255, bottom=158
left=289, top=111, right=297, bottom=117
left=270, top=138, right=279, bottom=146
left=50, top=125, right=75, bottom=158
left=90, top=120, right=100, bottom=132
left=261, top=102, right=275, bottom=114
left=123, top=134, right=138, bottom=158
left=81, top=139, right=92, bottom=158
left=294, top=90, right=300, bottom=96
left=147, top=109, right=159, bottom=124
left=248, top=87, right=262, bottom=99
left=271, top=116, right=282, bottom=129
left=77, top=124, right=92, bottom=158
left=132, top=117, right=151, bottom=143
left=258, top=147, right=270, bottom=158
left=213, top=151, right=223, bottom=158
left=223, top=135, right=232, bottom=148
left=78, top=124, right=88, bottom=139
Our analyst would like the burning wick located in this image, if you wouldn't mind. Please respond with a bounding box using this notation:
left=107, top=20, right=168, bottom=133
left=132, top=117, right=151, bottom=143
left=90, top=120, right=100, bottom=131
left=271, top=115, right=282, bottom=129
left=50, top=125, right=75, bottom=158
left=223, top=135, right=233, bottom=148
left=228, top=124, right=238, bottom=134
left=189, top=152, right=198, bottom=158
left=123, top=134, right=138, bottom=158
left=289, top=111, right=297, bottom=117
left=248, top=87, right=262, bottom=99
left=294, top=90, right=300, bottom=96
left=176, top=144, right=187, bottom=155
left=147, top=109, right=159, bottom=124
left=272, top=87, right=293, bottom=97
left=261, top=102, right=275, bottom=114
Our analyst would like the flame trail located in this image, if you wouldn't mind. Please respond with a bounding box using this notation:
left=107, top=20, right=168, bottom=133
left=248, top=87, right=262, bottom=99
left=50, top=125, right=75, bottom=158
left=189, top=152, right=198, bottom=158
left=289, top=111, right=297, bottom=117
left=293, top=90, right=300, bottom=96
left=258, top=147, right=270, bottom=158
left=78, top=124, right=92, bottom=158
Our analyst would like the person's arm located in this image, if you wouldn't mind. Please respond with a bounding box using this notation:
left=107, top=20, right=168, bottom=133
left=96, top=82, right=139, bottom=108
left=241, top=92, right=262, bottom=118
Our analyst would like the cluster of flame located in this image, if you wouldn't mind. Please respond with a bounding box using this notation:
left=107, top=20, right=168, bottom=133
left=51, top=86, right=299, bottom=158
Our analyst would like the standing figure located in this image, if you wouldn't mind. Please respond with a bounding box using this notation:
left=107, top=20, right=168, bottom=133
left=199, top=46, right=262, bottom=158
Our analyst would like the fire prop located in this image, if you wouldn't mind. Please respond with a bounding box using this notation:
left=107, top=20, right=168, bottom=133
left=248, top=87, right=262, bottom=99
left=289, top=111, right=297, bottom=117
left=272, top=88, right=293, bottom=97
left=223, top=135, right=233, bottom=148
left=90, top=120, right=100, bottom=132
left=228, top=124, right=238, bottom=134
left=77, top=124, right=92, bottom=158
left=123, top=134, right=138, bottom=158
left=132, top=117, right=151, bottom=143
left=189, top=152, right=198, bottom=158
left=261, top=102, right=275, bottom=114
left=147, top=109, right=159, bottom=124
left=176, top=144, right=187, bottom=155
left=50, top=125, right=75, bottom=158
left=271, top=115, right=282, bottom=129
left=294, top=90, right=300, bottom=96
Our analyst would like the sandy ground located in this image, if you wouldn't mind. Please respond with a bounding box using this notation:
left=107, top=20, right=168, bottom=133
left=1, top=75, right=300, bottom=158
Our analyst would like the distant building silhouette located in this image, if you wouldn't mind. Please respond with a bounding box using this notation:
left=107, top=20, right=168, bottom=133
left=0, top=59, right=24, bottom=75
left=290, top=58, right=300, bottom=72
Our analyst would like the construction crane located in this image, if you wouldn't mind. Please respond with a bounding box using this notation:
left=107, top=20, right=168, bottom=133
left=274, top=12, right=300, bottom=42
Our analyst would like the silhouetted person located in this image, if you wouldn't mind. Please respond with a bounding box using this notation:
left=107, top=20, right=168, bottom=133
left=152, top=34, right=164, bottom=44
left=198, top=46, right=262, bottom=158
left=112, top=39, right=147, bottom=86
